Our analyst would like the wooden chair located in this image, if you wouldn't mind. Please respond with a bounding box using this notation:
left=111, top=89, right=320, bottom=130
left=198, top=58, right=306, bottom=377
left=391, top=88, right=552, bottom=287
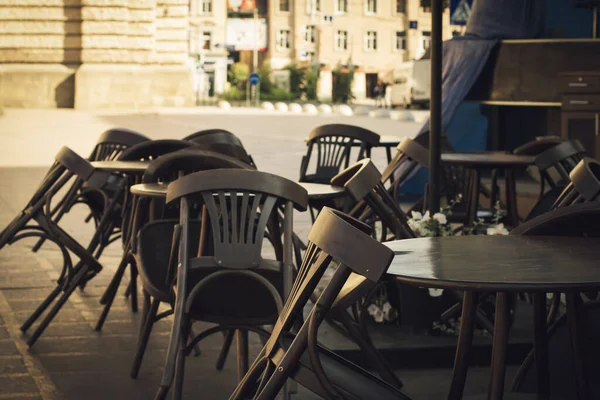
left=0, top=147, right=121, bottom=346
left=96, top=149, right=253, bottom=332
left=149, top=169, right=308, bottom=399
left=230, top=207, right=410, bottom=400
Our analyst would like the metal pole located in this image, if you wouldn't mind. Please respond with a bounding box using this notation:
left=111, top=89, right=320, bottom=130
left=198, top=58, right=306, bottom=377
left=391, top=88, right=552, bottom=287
left=593, top=6, right=598, bottom=39
left=428, top=0, right=443, bottom=212
left=253, top=8, right=259, bottom=73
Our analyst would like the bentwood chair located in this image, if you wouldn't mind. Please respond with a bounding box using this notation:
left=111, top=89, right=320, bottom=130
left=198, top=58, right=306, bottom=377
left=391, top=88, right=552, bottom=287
left=525, top=140, right=586, bottom=220
left=96, top=149, right=253, bottom=332
left=183, top=129, right=241, bottom=146
left=89, top=128, right=151, bottom=161
left=94, top=139, right=196, bottom=311
left=552, top=157, right=600, bottom=209
left=300, top=124, right=380, bottom=221
left=230, top=207, right=410, bottom=400
left=0, top=147, right=121, bottom=346
left=323, top=159, right=415, bottom=389
left=30, top=128, right=150, bottom=253
left=150, top=169, right=307, bottom=399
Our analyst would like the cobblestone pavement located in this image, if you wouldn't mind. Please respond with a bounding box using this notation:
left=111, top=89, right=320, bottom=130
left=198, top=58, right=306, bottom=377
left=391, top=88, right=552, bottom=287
left=0, top=110, right=518, bottom=399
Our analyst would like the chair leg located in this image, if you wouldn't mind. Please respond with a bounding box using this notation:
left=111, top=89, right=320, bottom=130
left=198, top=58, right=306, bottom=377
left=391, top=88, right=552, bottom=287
left=130, top=298, right=160, bottom=379
left=173, top=320, right=192, bottom=400
left=95, top=255, right=130, bottom=331
left=20, top=284, right=63, bottom=333
left=99, top=260, right=129, bottom=305
left=129, top=265, right=138, bottom=313
left=236, top=330, right=249, bottom=382
left=216, top=330, right=235, bottom=371
left=338, top=311, right=404, bottom=389
left=27, top=267, right=88, bottom=347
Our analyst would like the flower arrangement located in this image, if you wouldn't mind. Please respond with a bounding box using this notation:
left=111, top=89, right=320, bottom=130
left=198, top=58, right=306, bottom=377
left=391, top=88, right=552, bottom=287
left=365, top=199, right=510, bottom=329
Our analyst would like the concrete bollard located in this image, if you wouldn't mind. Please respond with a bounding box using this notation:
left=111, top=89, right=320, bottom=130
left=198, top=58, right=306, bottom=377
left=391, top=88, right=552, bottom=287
left=217, top=100, right=231, bottom=110
left=335, top=104, right=353, bottom=116
left=275, top=102, right=289, bottom=112
left=289, top=103, right=303, bottom=113
left=318, top=104, right=333, bottom=114
left=303, top=104, right=318, bottom=114
left=261, top=101, right=275, bottom=111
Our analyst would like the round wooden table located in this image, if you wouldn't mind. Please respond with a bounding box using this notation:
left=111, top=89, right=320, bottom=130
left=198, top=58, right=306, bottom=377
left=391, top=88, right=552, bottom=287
left=130, top=183, right=168, bottom=198
left=91, top=160, right=150, bottom=174
left=386, top=235, right=600, bottom=400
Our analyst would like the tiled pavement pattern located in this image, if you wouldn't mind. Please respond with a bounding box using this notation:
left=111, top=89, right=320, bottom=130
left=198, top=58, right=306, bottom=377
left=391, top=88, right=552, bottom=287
left=0, top=111, right=527, bottom=399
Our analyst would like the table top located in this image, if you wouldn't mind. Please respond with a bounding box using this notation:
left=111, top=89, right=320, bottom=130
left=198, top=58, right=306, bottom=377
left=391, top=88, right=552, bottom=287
left=297, top=182, right=344, bottom=199
left=91, top=161, right=150, bottom=173
left=130, top=183, right=168, bottom=197
left=130, top=182, right=343, bottom=200
left=440, top=152, right=535, bottom=167
left=385, top=235, right=600, bottom=292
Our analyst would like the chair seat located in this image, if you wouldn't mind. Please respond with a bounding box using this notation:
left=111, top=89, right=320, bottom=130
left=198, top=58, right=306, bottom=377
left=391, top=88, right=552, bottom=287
left=135, top=219, right=284, bottom=325
left=278, top=334, right=409, bottom=400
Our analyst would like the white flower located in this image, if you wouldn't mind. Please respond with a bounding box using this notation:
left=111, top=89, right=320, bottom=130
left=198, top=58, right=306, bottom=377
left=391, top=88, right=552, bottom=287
left=428, top=288, right=444, bottom=297
left=411, top=211, right=423, bottom=221
left=373, top=308, right=385, bottom=323
left=382, top=302, right=392, bottom=320
left=487, top=223, right=509, bottom=236
left=433, top=213, right=447, bottom=225
left=422, top=211, right=431, bottom=221
left=367, top=304, right=379, bottom=316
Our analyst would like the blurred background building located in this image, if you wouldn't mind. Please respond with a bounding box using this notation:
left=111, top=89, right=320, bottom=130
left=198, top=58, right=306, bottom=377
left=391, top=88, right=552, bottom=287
left=0, top=0, right=454, bottom=109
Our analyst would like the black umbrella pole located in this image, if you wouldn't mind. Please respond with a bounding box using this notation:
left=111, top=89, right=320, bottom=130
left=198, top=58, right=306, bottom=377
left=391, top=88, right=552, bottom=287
left=428, top=0, right=443, bottom=213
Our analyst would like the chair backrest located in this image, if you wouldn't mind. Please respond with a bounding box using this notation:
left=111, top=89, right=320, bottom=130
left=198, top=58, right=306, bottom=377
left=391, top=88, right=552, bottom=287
left=553, top=157, right=600, bottom=209
left=300, top=124, right=381, bottom=184
left=534, top=140, right=586, bottom=189
left=231, top=207, right=401, bottom=399
left=117, top=139, right=193, bottom=161
left=183, top=129, right=243, bottom=146
left=513, top=136, right=565, bottom=156
left=190, top=141, right=256, bottom=168
left=331, top=159, right=415, bottom=241
left=166, top=169, right=307, bottom=269
left=512, top=201, right=600, bottom=237
left=381, top=137, right=429, bottom=185
left=89, top=128, right=150, bottom=161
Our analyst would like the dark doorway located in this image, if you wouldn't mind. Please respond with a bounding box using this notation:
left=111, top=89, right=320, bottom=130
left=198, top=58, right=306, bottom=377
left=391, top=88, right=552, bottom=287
left=366, top=73, right=378, bottom=98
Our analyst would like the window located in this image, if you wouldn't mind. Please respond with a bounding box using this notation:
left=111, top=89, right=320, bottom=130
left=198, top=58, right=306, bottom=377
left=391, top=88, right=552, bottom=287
left=422, top=31, right=431, bottom=51
left=189, top=30, right=212, bottom=53
left=305, top=51, right=316, bottom=61
left=196, top=0, right=212, bottom=14
left=279, top=0, right=290, bottom=12
left=395, top=0, right=406, bottom=13
left=335, top=0, right=348, bottom=13
left=365, top=31, right=377, bottom=51
left=365, top=0, right=377, bottom=14
left=304, top=25, right=316, bottom=44
left=277, top=29, right=291, bottom=50
left=306, top=0, right=321, bottom=13
left=334, top=30, right=348, bottom=51
left=201, top=31, right=212, bottom=50
left=395, top=31, right=406, bottom=51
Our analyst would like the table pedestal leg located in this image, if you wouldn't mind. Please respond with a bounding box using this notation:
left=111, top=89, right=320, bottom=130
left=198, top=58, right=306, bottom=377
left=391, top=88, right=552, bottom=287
left=505, top=169, right=519, bottom=227
left=466, top=169, right=481, bottom=226
left=449, top=291, right=478, bottom=400
left=488, top=292, right=510, bottom=400
left=566, top=293, right=590, bottom=400
left=532, top=292, right=550, bottom=399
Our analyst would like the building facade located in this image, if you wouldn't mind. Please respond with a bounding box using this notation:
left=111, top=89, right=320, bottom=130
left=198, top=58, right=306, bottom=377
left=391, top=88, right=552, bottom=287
left=0, top=0, right=194, bottom=109
left=265, top=0, right=452, bottom=100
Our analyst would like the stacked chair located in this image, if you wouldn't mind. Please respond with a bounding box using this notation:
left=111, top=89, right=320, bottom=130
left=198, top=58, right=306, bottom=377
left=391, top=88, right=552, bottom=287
left=0, top=147, right=124, bottom=346
left=147, top=169, right=308, bottom=399
left=299, top=124, right=380, bottom=221
left=230, top=207, right=410, bottom=399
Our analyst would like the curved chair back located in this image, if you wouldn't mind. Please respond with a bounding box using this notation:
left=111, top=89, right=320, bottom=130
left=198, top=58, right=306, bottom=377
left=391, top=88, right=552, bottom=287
left=230, top=207, right=408, bottom=400
left=118, top=139, right=193, bottom=162
left=190, top=141, right=256, bottom=168
left=513, top=136, right=565, bottom=156
left=184, top=129, right=243, bottom=146
left=535, top=140, right=586, bottom=190
left=332, top=159, right=415, bottom=241
left=300, top=124, right=381, bottom=184
left=89, top=128, right=150, bottom=161
left=553, top=157, right=600, bottom=209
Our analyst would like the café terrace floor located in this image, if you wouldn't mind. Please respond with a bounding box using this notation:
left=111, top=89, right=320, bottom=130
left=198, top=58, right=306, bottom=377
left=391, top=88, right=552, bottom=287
left=0, top=111, right=537, bottom=399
